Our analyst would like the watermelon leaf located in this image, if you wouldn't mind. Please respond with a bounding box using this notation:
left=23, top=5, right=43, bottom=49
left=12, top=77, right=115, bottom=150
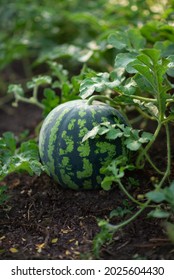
left=41, top=88, right=60, bottom=116
left=108, top=28, right=146, bottom=52
left=0, top=132, right=44, bottom=181
left=26, top=75, right=52, bottom=89
left=83, top=122, right=153, bottom=152
left=0, top=185, right=9, bottom=206
left=79, top=72, right=122, bottom=99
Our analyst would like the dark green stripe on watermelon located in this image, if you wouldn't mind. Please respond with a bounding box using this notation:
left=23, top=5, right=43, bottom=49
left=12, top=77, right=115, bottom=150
left=39, top=100, right=127, bottom=190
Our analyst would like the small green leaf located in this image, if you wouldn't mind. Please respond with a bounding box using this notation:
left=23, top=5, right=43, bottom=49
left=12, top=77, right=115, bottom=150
left=122, top=126, right=132, bottom=137
left=48, top=62, right=69, bottom=83
left=79, top=73, right=109, bottom=99
left=8, top=84, right=24, bottom=96
left=97, top=127, right=110, bottom=135
left=82, top=125, right=100, bottom=142
left=145, top=102, right=159, bottom=117
left=139, top=131, right=153, bottom=143
left=125, top=139, right=141, bottom=151
left=146, top=190, right=165, bottom=203
left=163, top=181, right=174, bottom=205
left=0, top=185, right=9, bottom=205
left=80, top=72, right=121, bottom=99
left=148, top=209, right=170, bottom=218
left=93, top=220, right=114, bottom=258
left=42, top=88, right=59, bottom=116
left=2, top=132, right=16, bottom=153
left=120, top=78, right=137, bottom=95
left=101, top=176, right=115, bottom=191
left=114, top=53, right=136, bottom=76
left=108, top=32, right=128, bottom=50
left=167, top=55, right=174, bottom=77
left=27, top=75, right=52, bottom=89
left=106, top=128, right=123, bottom=140
left=108, top=28, right=146, bottom=52
left=77, top=49, right=93, bottom=62
left=109, top=207, right=132, bottom=218
left=127, top=28, right=146, bottom=51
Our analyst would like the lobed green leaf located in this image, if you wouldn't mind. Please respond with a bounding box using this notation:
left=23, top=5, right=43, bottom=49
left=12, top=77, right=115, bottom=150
left=0, top=134, right=43, bottom=181
left=27, top=75, right=52, bottom=89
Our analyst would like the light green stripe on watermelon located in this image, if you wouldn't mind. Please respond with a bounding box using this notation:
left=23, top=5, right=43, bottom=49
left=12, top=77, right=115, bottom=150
left=76, top=158, right=93, bottom=179
left=78, top=119, right=86, bottom=128
left=78, top=127, right=89, bottom=138
left=79, top=110, right=86, bottom=117
left=39, top=103, right=69, bottom=161
left=59, top=148, right=66, bottom=156
left=68, top=118, right=76, bottom=130
left=101, top=116, right=110, bottom=122
left=39, top=109, right=58, bottom=160
left=61, top=156, right=71, bottom=168
left=77, top=140, right=90, bottom=157
left=96, top=142, right=116, bottom=154
left=60, top=157, right=77, bottom=189
left=96, top=142, right=117, bottom=167
left=59, top=168, right=79, bottom=190
left=89, top=108, right=96, bottom=118
left=47, top=108, right=70, bottom=177
left=61, top=131, right=74, bottom=153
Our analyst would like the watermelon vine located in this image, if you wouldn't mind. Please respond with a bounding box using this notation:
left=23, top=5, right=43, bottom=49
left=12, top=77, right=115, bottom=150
left=1, top=19, right=174, bottom=258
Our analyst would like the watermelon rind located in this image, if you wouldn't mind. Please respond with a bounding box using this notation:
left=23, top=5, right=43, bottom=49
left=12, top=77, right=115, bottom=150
left=39, top=99, right=127, bottom=190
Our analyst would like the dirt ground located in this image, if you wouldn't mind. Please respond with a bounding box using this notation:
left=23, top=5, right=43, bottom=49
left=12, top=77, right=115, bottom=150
left=0, top=102, right=174, bottom=260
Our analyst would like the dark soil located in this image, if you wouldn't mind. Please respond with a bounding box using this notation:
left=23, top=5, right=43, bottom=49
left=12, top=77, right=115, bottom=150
left=0, top=102, right=174, bottom=260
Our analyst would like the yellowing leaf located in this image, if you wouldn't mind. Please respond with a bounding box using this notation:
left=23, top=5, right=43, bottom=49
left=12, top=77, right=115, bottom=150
left=36, top=243, right=45, bottom=253
left=65, top=250, right=71, bottom=255
left=9, top=247, right=18, bottom=253
left=0, top=236, right=5, bottom=240
left=51, top=238, right=58, bottom=244
left=61, top=228, right=72, bottom=234
left=68, top=238, right=76, bottom=243
left=74, top=251, right=80, bottom=255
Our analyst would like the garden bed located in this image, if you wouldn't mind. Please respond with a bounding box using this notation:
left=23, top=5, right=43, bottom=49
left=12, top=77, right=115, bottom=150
left=0, top=103, right=174, bottom=260
left=1, top=0, right=174, bottom=261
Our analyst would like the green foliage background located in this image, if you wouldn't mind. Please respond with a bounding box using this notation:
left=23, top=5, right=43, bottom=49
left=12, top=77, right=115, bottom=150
left=1, top=0, right=174, bottom=255
left=0, top=0, right=174, bottom=183
left=0, top=0, right=173, bottom=88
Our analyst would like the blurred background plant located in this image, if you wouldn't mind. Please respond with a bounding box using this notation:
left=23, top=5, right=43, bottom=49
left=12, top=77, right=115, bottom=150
left=0, top=0, right=173, bottom=96
left=1, top=0, right=174, bottom=256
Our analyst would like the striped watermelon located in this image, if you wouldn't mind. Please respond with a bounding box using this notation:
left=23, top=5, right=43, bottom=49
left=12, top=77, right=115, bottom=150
left=39, top=99, right=127, bottom=190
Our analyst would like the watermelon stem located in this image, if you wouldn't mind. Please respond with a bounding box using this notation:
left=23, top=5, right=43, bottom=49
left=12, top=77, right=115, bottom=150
left=117, top=179, right=145, bottom=206
left=107, top=199, right=151, bottom=232
left=87, top=94, right=130, bottom=124
left=87, top=95, right=116, bottom=106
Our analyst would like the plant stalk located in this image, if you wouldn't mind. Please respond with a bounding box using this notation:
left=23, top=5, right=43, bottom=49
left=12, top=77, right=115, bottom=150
left=108, top=200, right=150, bottom=231
left=157, top=123, right=171, bottom=188
left=87, top=95, right=116, bottom=106
left=15, top=95, right=44, bottom=109
left=117, top=179, right=144, bottom=206
left=136, top=121, right=162, bottom=168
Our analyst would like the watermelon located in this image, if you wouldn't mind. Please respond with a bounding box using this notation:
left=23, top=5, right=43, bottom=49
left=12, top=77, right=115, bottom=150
left=39, top=99, right=127, bottom=190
